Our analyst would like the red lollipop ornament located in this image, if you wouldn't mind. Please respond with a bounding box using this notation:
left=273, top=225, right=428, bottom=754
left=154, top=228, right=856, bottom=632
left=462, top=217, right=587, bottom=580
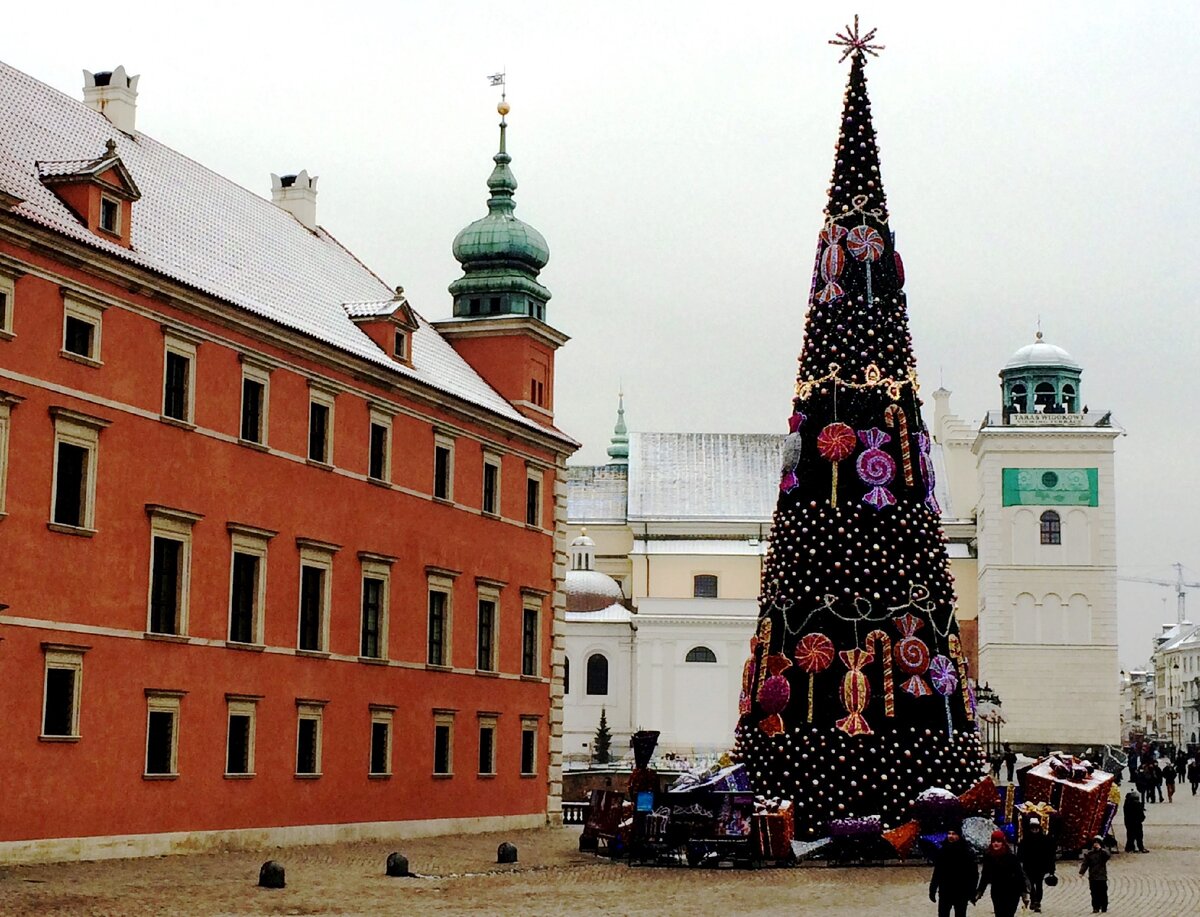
left=795, top=633, right=836, bottom=722
left=817, top=422, right=856, bottom=507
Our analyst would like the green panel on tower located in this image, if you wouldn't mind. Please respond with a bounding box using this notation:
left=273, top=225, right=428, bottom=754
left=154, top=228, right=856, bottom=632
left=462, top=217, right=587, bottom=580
left=1001, top=468, right=1099, bottom=507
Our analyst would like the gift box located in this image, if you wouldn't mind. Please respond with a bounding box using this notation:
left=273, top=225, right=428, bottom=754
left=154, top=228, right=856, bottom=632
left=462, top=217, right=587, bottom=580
left=752, top=804, right=795, bottom=859
left=882, top=819, right=921, bottom=860
left=959, top=776, right=1001, bottom=816
left=1023, top=756, right=1113, bottom=851
left=995, top=783, right=1024, bottom=828
left=692, top=763, right=750, bottom=792
left=1015, top=801, right=1058, bottom=843
left=829, top=814, right=882, bottom=838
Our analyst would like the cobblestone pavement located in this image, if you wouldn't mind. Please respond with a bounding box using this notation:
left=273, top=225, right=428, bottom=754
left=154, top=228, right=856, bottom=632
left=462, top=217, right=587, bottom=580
left=0, top=787, right=1196, bottom=915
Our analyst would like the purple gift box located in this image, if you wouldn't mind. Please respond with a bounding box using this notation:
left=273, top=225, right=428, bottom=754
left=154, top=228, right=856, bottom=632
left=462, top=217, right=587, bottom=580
left=829, top=814, right=882, bottom=838
left=695, top=763, right=751, bottom=792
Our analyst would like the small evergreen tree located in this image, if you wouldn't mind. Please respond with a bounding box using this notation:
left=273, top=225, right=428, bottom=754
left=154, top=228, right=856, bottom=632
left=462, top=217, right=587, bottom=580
left=593, top=707, right=612, bottom=765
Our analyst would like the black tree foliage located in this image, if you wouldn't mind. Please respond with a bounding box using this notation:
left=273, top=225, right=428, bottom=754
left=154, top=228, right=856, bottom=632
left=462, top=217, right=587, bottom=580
left=735, top=45, right=985, bottom=838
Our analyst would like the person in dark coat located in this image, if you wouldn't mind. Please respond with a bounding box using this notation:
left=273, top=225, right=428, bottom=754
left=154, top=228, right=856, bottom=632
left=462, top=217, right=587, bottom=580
left=1079, top=834, right=1110, bottom=913
left=1163, top=761, right=1176, bottom=802
left=1187, top=756, right=1200, bottom=796
left=1002, top=743, right=1018, bottom=783
left=1123, top=789, right=1147, bottom=852
left=1017, top=817, right=1056, bottom=913
left=1151, top=760, right=1165, bottom=802
left=975, top=829, right=1029, bottom=917
left=929, top=826, right=978, bottom=917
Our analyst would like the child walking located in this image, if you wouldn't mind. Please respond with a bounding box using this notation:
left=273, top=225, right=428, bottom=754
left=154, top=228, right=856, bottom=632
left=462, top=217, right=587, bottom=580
left=1079, top=835, right=1110, bottom=914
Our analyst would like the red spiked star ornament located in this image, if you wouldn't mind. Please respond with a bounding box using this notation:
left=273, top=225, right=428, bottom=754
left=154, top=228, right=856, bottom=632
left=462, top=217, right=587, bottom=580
left=829, top=15, right=884, bottom=62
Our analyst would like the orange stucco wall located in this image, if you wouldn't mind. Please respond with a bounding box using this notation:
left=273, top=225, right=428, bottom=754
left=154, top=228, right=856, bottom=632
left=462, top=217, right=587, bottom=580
left=445, top=333, right=557, bottom=415
left=0, top=239, right=565, bottom=844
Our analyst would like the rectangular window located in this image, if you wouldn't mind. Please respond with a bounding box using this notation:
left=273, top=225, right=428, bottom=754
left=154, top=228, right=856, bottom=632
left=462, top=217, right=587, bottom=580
left=161, top=333, right=198, bottom=424
left=367, top=407, right=392, bottom=483
left=477, top=598, right=497, bottom=671
left=433, top=436, right=454, bottom=500
left=225, top=696, right=258, bottom=777
left=49, top=407, right=109, bottom=531
left=146, top=505, right=201, bottom=636
left=361, top=576, right=384, bottom=658
left=0, top=271, right=14, bottom=337
left=520, top=719, right=538, bottom=775
left=308, top=387, right=335, bottom=464
left=241, top=378, right=265, bottom=443
left=433, top=712, right=454, bottom=776
left=482, top=454, right=501, bottom=516
left=478, top=719, right=496, bottom=775
left=1, top=394, right=22, bottom=514
left=229, top=552, right=259, bottom=643
left=145, top=691, right=183, bottom=777
left=61, top=296, right=104, bottom=363
left=41, top=644, right=87, bottom=739
left=521, top=605, right=539, bottom=677
left=393, top=329, right=407, bottom=360
left=428, top=589, right=448, bottom=666
left=525, top=470, right=542, bottom=527
left=297, top=540, right=338, bottom=652
left=99, top=195, right=120, bottom=234
left=295, top=703, right=324, bottom=776
left=369, top=708, right=394, bottom=776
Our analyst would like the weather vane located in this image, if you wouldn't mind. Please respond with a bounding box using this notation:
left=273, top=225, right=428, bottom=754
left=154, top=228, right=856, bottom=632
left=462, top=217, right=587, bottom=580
left=829, top=15, right=884, bottom=63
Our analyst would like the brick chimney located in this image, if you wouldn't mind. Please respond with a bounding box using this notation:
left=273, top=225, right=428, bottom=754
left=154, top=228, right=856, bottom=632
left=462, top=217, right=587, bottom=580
left=83, top=66, right=139, bottom=134
left=270, top=171, right=318, bottom=231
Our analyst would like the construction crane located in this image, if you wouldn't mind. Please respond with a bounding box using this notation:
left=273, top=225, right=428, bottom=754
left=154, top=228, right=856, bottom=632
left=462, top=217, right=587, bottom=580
left=1118, top=563, right=1200, bottom=625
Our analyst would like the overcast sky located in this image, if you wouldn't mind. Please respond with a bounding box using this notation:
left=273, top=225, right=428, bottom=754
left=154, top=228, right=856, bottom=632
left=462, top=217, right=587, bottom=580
left=5, top=1, right=1198, bottom=670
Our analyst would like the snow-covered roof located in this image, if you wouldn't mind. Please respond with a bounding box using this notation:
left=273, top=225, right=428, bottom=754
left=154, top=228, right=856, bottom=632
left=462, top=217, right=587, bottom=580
left=566, top=604, right=634, bottom=624
left=0, top=60, right=566, bottom=442
left=631, top=538, right=767, bottom=556
left=627, top=433, right=782, bottom=522
left=567, top=464, right=629, bottom=523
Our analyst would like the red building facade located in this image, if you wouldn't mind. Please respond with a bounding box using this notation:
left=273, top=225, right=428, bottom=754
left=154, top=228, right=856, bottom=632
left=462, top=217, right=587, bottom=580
left=0, top=62, right=575, bottom=862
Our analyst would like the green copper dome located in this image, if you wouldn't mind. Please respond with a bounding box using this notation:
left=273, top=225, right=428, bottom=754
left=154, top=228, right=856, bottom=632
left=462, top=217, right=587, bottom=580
left=449, top=114, right=551, bottom=320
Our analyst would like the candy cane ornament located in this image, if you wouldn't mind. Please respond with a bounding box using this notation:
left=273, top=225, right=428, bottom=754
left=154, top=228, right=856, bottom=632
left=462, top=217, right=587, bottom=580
left=883, top=404, right=915, bottom=487
left=866, top=629, right=895, bottom=717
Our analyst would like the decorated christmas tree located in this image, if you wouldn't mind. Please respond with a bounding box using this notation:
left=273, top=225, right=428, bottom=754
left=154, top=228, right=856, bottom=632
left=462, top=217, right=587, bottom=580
left=735, top=20, right=985, bottom=839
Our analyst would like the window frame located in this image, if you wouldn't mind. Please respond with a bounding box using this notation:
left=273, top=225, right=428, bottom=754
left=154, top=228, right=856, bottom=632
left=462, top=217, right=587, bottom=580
left=295, top=700, right=326, bottom=778
left=1040, top=510, right=1062, bottom=546
left=224, top=694, right=260, bottom=778
left=369, top=706, right=395, bottom=777
left=40, top=643, right=88, bottom=741
left=296, top=538, right=339, bottom=653
left=520, top=716, right=539, bottom=776
left=478, top=713, right=498, bottom=776
left=144, top=689, right=185, bottom=779
left=521, top=600, right=541, bottom=678
left=0, top=391, right=23, bottom=516
left=426, top=571, right=455, bottom=667
left=693, top=574, right=719, bottom=598
left=227, top=523, right=275, bottom=646
left=475, top=582, right=501, bottom=673
left=145, top=505, right=203, bottom=637
left=358, top=551, right=396, bottom=660
left=238, top=360, right=271, bottom=446
left=685, top=645, right=718, bottom=664
left=482, top=451, right=502, bottom=516
left=525, top=465, right=543, bottom=528
left=367, top=405, right=393, bottom=483
left=61, top=295, right=105, bottom=365
left=49, top=406, right=110, bottom=533
left=433, top=432, right=455, bottom=501
left=0, top=269, right=15, bottom=339
left=392, top=328, right=408, bottom=362
left=307, top=384, right=336, bottom=466
left=585, top=653, right=609, bottom=696
left=99, top=193, right=122, bottom=236
left=161, top=331, right=199, bottom=425
left=433, top=709, right=455, bottom=776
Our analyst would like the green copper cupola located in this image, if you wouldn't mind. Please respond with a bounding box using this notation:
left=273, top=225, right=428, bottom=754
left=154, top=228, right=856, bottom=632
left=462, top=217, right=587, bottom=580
left=449, top=100, right=551, bottom=322
left=606, top=392, right=629, bottom=464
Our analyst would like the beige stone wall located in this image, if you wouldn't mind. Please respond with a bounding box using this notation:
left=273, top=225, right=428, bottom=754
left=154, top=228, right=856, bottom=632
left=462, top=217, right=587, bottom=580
left=630, top=554, right=763, bottom=601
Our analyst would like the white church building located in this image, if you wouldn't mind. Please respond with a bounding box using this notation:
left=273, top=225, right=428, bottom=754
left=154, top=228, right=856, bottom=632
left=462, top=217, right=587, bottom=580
left=563, top=335, right=1121, bottom=761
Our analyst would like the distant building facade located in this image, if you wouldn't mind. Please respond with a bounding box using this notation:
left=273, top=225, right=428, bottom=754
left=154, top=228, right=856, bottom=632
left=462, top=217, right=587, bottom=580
left=0, top=62, right=575, bottom=862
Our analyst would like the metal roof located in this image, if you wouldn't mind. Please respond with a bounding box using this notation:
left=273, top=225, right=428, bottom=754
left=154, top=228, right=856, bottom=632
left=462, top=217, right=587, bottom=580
left=0, top=60, right=566, bottom=442
left=627, top=432, right=782, bottom=522
left=567, top=464, right=629, bottom=523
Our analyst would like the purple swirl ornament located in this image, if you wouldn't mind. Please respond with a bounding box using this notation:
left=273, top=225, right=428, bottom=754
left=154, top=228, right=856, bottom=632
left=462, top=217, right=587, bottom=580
left=856, top=427, right=896, bottom=510
left=929, top=654, right=957, bottom=737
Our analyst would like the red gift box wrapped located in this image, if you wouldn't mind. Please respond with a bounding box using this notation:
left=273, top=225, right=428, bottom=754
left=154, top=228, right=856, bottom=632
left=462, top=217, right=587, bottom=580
left=752, top=803, right=794, bottom=859
left=1022, top=757, right=1112, bottom=851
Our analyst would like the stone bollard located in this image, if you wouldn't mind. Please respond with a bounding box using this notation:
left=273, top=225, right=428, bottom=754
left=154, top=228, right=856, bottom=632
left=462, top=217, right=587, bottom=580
left=258, top=860, right=286, bottom=888
left=497, top=842, right=518, bottom=864
left=386, top=852, right=410, bottom=877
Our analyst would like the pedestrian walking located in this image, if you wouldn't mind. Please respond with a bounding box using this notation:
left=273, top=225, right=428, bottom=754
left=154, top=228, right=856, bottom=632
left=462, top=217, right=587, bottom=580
left=1152, top=761, right=1165, bottom=802
left=1079, top=835, right=1110, bottom=913
left=1175, top=750, right=1188, bottom=776
left=990, top=750, right=1003, bottom=782
left=1017, top=817, right=1056, bottom=913
left=1002, top=743, right=1018, bottom=784
left=1188, top=756, right=1200, bottom=796
left=929, top=826, right=977, bottom=917
left=1162, top=762, right=1176, bottom=803
left=1122, top=789, right=1147, bottom=853
left=975, top=829, right=1030, bottom=917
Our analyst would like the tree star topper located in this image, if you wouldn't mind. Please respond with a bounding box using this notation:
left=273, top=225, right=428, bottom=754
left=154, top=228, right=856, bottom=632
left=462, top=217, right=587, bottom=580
left=829, top=15, right=884, bottom=63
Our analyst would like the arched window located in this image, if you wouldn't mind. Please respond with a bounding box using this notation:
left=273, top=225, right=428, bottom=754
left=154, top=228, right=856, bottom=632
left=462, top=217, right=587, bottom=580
left=685, top=645, right=717, bottom=663
left=586, top=654, right=609, bottom=695
left=1040, top=510, right=1061, bottom=545
left=564, top=656, right=570, bottom=695
left=1009, top=383, right=1027, bottom=413
left=693, top=574, right=718, bottom=598
left=1062, top=384, right=1076, bottom=413
left=1034, top=382, right=1056, bottom=412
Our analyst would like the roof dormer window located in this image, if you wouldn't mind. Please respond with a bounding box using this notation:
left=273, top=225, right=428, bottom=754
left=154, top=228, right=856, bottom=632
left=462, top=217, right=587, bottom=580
left=342, top=287, right=419, bottom=368
left=36, top=140, right=140, bottom=248
left=99, top=195, right=120, bottom=235
left=393, top=329, right=408, bottom=361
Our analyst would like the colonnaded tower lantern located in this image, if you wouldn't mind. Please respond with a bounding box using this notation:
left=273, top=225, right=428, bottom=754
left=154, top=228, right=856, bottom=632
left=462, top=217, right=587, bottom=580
left=735, top=20, right=985, bottom=838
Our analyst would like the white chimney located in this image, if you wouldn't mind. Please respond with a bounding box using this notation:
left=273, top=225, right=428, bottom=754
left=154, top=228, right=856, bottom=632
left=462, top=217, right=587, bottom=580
left=83, top=66, right=139, bottom=134
left=270, top=170, right=319, bottom=231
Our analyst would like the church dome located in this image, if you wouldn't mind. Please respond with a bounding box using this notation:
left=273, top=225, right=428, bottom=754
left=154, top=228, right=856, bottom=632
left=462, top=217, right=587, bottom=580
left=565, top=569, right=625, bottom=613
left=1003, top=333, right=1080, bottom=371
left=452, top=201, right=549, bottom=270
